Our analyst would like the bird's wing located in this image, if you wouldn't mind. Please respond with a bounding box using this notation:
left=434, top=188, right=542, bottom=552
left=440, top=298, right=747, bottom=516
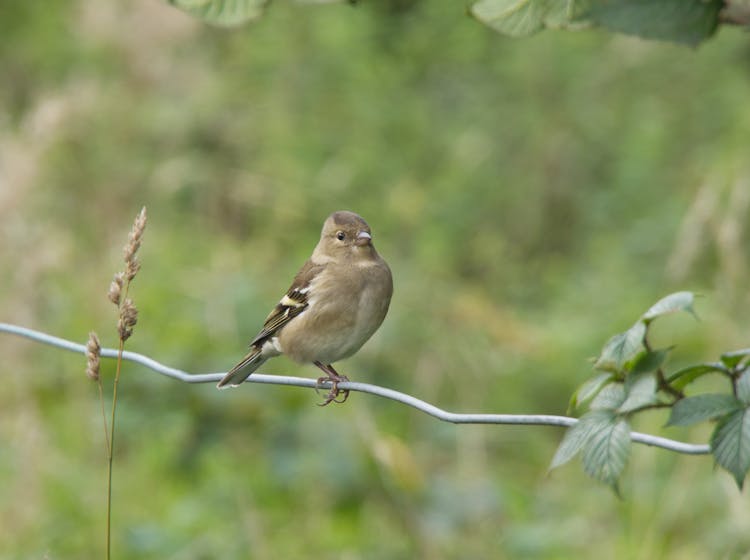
left=249, top=260, right=326, bottom=347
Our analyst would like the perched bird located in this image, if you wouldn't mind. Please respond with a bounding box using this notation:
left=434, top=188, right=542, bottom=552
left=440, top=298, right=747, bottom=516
left=217, top=211, right=393, bottom=405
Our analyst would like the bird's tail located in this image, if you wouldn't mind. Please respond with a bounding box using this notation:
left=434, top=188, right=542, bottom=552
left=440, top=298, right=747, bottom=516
left=217, top=348, right=267, bottom=389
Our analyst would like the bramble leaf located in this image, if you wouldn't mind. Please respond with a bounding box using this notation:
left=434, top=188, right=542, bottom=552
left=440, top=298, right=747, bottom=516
left=591, top=383, right=626, bottom=411
left=720, top=349, right=750, bottom=370
left=667, top=363, right=728, bottom=391
left=667, top=394, right=742, bottom=427
left=581, top=411, right=631, bottom=492
left=469, top=0, right=588, bottom=37
left=550, top=410, right=611, bottom=470
left=585, top=0, right=721, bottom=47
left=737, top=371, right=750, bottom=405
left=594, top=321, right=646, bottom=373
left=641, top=291, right=697, bottom=323
left=470, top=0, right=549, bottom=37
left=568, top=373, right=614, bottom=414
left=711, top=407, right=750, bottom=489
left=167, top=0, right=267, bottom=27
left=543, top=0, right=591, bottom=28
left=618, top=374, right=658, bottom=414
left=629, top=349, right=669, bottom=376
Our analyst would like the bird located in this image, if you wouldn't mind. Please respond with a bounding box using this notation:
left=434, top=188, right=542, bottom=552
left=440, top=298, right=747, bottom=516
left=217, top=210, right=393, bottom=406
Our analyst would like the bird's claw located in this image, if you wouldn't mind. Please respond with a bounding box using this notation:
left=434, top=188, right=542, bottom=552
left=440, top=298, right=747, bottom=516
left=315, top=374, right=350, bottom=406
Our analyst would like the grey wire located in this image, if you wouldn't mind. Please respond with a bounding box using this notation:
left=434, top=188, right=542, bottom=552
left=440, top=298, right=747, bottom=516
left=0, top=322, right=711, bottom=455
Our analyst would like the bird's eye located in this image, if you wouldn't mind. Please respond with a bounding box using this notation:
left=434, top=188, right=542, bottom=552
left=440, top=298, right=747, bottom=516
left=336, top=231, right=346, bottom=241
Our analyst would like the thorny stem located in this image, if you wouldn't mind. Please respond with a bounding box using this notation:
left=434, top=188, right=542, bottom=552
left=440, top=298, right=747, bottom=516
left=643, top=336, right=684, bottom=400
left=657, top=369, right=684, bottom=400
left=730, top=368, right=741, bottom=398
left=627, top=402, right=672, bottom=415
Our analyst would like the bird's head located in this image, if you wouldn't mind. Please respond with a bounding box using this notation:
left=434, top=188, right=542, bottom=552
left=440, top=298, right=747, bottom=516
left=316, top=211, right=377, bottom=260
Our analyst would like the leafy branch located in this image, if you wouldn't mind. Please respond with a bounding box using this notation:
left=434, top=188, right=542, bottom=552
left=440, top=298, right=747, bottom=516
left=469, top=0, right=726, bottom=47
left=162, top=0, right=750, bottom=47
left=554, top=291, right=750, bottom=492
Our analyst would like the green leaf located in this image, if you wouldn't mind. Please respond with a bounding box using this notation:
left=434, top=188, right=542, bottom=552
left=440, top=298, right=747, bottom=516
left=594, top=321, right=646, bottom=373
left=581, top=412, right=631, bottom=492
left=550, top=410, right=611, bottom=470
left=711, top=407, right=750, bottom=489
left=542, top=0, right=590, bottom=28
left=585, top=0, right=722, bottom=47
left=667, top=363, right=728, bottom=391
left=469, top=0, right=548, bottom=36
left=591, top=383, right=626, bottom=410
left=641, top=291, right=697, bottom=323
left=568, top=373, right=614, bottom=414
left=720, top=348, right=750, bottom=369
left=167, top=0, right=267, bottom=27
left=737, top=371, right=750, bottom=405
left=629, top=348, right=670, bottom=375
left=469, top=0, right=588, bottom=37
left=618, top=374, right=658, bottom=414
left=666, top=394, right=742, bottom=427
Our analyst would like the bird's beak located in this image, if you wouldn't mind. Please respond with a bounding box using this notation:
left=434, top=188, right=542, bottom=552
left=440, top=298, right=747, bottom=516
left=355, top=230, right=372, bottom=247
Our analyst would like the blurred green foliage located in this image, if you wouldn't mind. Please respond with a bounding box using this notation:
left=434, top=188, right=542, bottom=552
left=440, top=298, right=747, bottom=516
left=469, top=0, right=724, bottom=47
left=1, top=1, right=750, bottom=558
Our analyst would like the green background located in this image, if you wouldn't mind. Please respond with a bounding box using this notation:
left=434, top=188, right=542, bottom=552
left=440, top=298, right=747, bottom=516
left=1, top=1, right=749, bottom=558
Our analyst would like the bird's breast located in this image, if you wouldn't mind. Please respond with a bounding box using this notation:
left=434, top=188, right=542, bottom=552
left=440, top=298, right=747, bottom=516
left=277, top=261, right=391, bottom=365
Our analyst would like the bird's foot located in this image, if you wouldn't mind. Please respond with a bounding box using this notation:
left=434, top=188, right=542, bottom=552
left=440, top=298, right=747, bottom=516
left=315, top=376, right=350, bottom=406
left=314, top=362, right=350, bottom=406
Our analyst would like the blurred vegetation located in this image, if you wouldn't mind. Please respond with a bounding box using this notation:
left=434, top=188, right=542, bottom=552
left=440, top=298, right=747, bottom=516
left=168, top=0, right=748, bottom=47
left=469, top=0, right=727, bottom=47
left=1, top=1, right=750, bottom=558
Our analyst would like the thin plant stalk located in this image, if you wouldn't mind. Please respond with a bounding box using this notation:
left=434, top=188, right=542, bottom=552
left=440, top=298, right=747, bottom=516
left=106, top=335, right=125, bottom=560
left=97, top=378, right=110, bottom=456
left=100, top=206, right=145, bottom=560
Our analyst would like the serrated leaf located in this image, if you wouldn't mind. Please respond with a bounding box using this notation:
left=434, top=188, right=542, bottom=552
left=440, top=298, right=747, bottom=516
left=543, top=0, right=592, bottom=28
left=710, top=407, right=750, bottom=489
left=469, top=0, right=588, bottom=37
left=618, top=374, right=658, bottom=413
left=550, top=410, right=611, bottom=470
left=629, top=349, right=669, bottom=376
left=569, top=373, right=614, bottom=413
left=737, top=371, right=750, bottom=405
left=581, top=412, right=631, bottom=491
left=641, top=291, right=697, bottom=323
left=591, top=383, right=626, bottom=410
left=585, top=0, right=721, bottom=47
left=667, top=363, right=728, bottom=391
left=594, top=321, right=646, bottom=373
left=168, top=0, right=267, bottom=27
left=666, top=394, right=742, bottom=427
left=720, top=348, right=750, bottom=369
left=470, top=0, right=549, bottom=36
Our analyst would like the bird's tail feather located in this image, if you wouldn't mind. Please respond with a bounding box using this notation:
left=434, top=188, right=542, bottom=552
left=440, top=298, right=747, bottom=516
left=217, top=348, right=266, bottom=389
